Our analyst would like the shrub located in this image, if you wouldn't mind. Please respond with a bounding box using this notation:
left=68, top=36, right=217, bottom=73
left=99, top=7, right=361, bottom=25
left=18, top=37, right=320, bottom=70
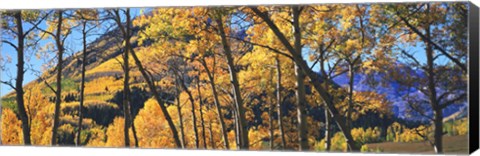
left=351, top=127, right=382, bottom=144
left=361, top=144, right=384, bottom=153
left=313, top=139, right=327, bottom=151
left=331, top=132, right=348, bottom=152
left=454, top=118, right=468, bottom=135
left=385, top=122, right=431, bottom=143
left=85, top=127, right=106, bottom=147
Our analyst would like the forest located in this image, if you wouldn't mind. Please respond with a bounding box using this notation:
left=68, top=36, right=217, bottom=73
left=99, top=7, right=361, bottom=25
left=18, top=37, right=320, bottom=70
left=0, top=2, right=469, bottom=154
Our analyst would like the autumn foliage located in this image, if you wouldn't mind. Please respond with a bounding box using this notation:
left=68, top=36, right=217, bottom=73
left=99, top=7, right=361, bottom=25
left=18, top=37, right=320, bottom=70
left=0, top=2, right=469, bottom=154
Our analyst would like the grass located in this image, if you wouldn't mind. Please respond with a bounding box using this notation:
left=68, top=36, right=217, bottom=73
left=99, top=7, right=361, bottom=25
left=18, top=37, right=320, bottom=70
left=1, top=96, right=17, bottom=112
left=365, top=135, right=469, bottom=154
left=41, top=78, right=78, bottom=95
left=86, top=54, right=123, bottom=76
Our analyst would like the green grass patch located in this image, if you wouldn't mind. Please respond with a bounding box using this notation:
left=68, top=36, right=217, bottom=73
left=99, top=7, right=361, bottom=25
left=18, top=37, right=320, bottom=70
left=42, top=78, right=79, bottom=95
left=1, top=96, right=17, bottom=113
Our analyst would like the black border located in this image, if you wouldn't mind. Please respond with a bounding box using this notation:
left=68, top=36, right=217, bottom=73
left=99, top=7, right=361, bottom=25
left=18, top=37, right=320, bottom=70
left=469, top=1, right=479, bottom=154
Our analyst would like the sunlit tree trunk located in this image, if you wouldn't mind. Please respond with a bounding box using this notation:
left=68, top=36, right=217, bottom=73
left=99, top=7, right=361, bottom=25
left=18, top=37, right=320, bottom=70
left=292, top=6, right=309, bottom=151
left=177, top=73, right=199, bottom=149
left=268, top=102, right=274, bottom=150
left=51, top=10, right=64, bottom=145
left=122, top=13, right=132, bottom=148
left=268, top=69, right=275, bottom=150
left=76, top=20, right=88, bottom=146
left=111, top=8, right=139, bottom=147
left=320, top=55, right=332, bottom=151
left=345, top=62, right=355, bottom=136
left=433, top=108, right=443, bottom=154
left=275, top=56, right=287, bottom=149
left=265, top=69, right=275, bottom=150
left=233, top=109, right=241, bottom=149
left=250, top=6, right=359, bottom=151
left=209, top=121, right=215, bottom=149
left=201, top=59, right=229, bottom=149
left=294, top=62, right=309, bottom=151
left=324, top=106, right=332, bottom=151
left=216, top=16, right=249, bottom=150
left=199, top=104, right=207, bottom=149
left=126, top=10, right=140, bottom=148
left=425, top=23, right=443, bottom=154
left=13, top=11, right=31, bottom=145
left=128, top=44, right=182, bottom=148
left=175, top=77, right=186, bottom=148
left=120, top=9, right=132, bottom=148
left=131, top=116, right=139, bottom=147
left=196, top=75, right=207, bottom=149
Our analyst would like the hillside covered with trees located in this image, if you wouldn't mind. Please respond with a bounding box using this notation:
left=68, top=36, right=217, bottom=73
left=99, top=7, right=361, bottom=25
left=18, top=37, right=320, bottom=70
left=0, top=2, right=469, bottom=154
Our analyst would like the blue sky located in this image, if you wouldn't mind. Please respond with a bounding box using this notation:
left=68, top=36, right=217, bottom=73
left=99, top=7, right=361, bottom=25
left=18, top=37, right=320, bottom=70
left=1, top=8, right=144, bottom=96
left=1, top=19, right=102, bottom=96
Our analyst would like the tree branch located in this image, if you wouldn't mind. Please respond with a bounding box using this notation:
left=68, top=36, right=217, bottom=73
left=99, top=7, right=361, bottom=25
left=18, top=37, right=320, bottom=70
left=413, top=126, right=435, bottom=147
left=40, top=77, right=57, bottom=95
left=396, top=11, right=467, bottom=72
left=24, top=12, right=50, bottom=36
left=1, top=40, right=18, bottom=51
left=310, top=39, right=336, bottom=70
left=32, top=22, right=55, bottom=37
left=406, top=100, right=434, bottom=121
left=0, top=80, right=17, bottom=91
left=437, top=91, right=451, bottom=103
left=439, top=93, right=466, bottom=109
left=228, top=35, right=293, bottom=60
left=400, top=50, right=422, bottom=67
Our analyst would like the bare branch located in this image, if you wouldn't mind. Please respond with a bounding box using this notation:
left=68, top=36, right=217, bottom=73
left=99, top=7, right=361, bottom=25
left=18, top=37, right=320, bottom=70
left=40, top=77, right=57, bottom=95
left=228, top=35, right=293, bottom=60
left=61, top=28, right=72, bottom=46
left=329, top=59, right=345, bottom=78
left=413, top=126, right=435, bottom=147
left=32, top=22, right=55, bottom=37
left=310, top=39, right=336, bottom=70
left=433, top=53, right=444, bottom=61
left=437, top=91, right=451, bottom=103
left=400, top=50, right=422, bottom=67
left=406, top=100, right=434, bottom=121
left=0, top=80, right=16, bottom=91
left=396, top=11, right=467, bottom=72
left=1, top=40, right=18, bottom=51
left=440, top=93, right=466, bottom=109
left=24, top=12, right=50, bottom=36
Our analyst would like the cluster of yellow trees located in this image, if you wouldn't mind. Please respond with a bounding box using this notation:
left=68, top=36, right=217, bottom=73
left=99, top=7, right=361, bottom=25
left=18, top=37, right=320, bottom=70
left=386, top=119, right=468, bottom=143
left=1, top=2, right=468, bottom=154
left=2, top=87, right=53, bottom=145
left=312, top=118, right=468, bottom=152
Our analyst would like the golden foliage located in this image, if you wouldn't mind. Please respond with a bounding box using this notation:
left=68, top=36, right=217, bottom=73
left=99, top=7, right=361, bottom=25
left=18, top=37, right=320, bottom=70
left=26, top=86, right=53, bottom=145
left=0, top=3, right=468, bottom=152
left=133, top=98, right=177, bottom=148
left=84, top=76, right=124, bottom=94
left=105, top=117, right=135, bottom=147
left=351, top=127, right=382, bottom=144
left=386, top=122, right=429, bottom=143
left=454, top=118, right=468, bottom=135
left=85, top=127, right=106, bottom=147
left=1, top=108, right=23, bottom=145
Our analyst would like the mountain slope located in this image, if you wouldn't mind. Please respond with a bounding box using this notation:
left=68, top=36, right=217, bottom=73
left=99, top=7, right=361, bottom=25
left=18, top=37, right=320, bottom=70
left=330, top=71, right=467, bottom=120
